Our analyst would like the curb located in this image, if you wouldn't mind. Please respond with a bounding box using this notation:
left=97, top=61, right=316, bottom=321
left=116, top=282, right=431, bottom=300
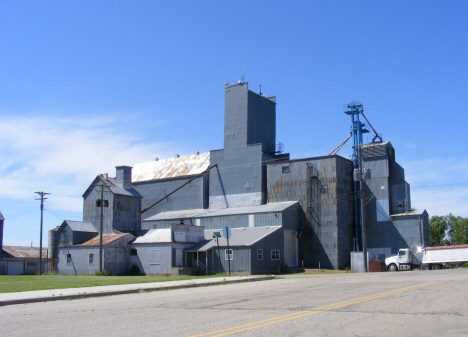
left=0, top=276, right=275, bottom=307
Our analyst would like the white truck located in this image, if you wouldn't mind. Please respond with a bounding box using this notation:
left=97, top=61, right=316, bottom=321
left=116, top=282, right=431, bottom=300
left=385, top=244, right=468, bottom=271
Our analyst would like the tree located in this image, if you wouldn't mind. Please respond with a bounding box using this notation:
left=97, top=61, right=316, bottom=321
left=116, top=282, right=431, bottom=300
left=429, top=214, right=468, bottom=246
left=429, top=215, right=448, bottom=246
left=451, top=217, right=468, bottom=245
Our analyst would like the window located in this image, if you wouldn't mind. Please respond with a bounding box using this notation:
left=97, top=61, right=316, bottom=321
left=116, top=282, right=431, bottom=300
left=225, top=249, right=233, bottom=261
left=125, top=199, right=130, bottom=210
left=130, top=248, right=138, bottom=256
left=271, top=249, right=280, bottom=260
left=282, top=166, right=290, bottom=173
left=257, top=249, right=263, bottom=260
left=66, top=253, right=72, bottom=265
left=88, top=253, right=94, bottom=265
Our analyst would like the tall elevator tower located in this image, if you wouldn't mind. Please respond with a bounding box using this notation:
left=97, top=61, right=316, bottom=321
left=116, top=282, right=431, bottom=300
left=344, top=101, right=369, bottom=251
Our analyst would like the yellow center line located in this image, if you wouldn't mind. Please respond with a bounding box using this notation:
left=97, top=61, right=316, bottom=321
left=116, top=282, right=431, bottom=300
left=190, top=275, right=466, bottom=337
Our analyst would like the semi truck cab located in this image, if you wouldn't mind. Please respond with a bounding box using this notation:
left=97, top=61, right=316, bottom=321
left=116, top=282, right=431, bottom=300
left=385, top=248, right=414, bottom=271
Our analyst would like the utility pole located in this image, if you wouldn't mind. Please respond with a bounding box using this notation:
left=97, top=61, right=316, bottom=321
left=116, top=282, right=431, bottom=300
left=359, top=146, right=368, bottom=272
left=35, top=191, right=50, bottom=275
left=96, top=181, right=109, bottom=273
left=99, top=183, right=104, bottom=272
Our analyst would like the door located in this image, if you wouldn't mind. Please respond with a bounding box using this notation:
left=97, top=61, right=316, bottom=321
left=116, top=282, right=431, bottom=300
left=175, top=249, right=183, bottom=267
left=149, top=249, right=160, bottom=274
left=284, top=230, right=298, bottom=267
left=398, top=250, right=408, bottom=264
left=8, top=261, right=24, bottom=275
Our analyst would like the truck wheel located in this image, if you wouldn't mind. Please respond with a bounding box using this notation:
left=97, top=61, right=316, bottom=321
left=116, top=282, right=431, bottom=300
left=422, top=264, right=429, bottom=271
left=388, top=264, right=398, bottom=272
left=432, top=264, right=441, bottom=270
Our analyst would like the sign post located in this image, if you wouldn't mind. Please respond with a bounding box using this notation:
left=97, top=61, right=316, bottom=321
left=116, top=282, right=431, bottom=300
left=223, top=226, right=231, bottom=275
left=213, top=232, right=222, bottom=273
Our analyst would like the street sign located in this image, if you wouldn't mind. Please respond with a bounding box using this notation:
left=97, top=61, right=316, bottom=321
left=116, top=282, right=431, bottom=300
left=223, top=226, right=231, bottom=240
left=212, top=232, right=221, bottom=239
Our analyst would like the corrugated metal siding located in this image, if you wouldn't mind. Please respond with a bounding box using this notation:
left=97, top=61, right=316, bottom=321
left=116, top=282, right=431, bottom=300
left=267, top=156, right=352, bottom=269
left=57, top=234, right=134, bottom=275
left=64, top=221, right=97, bottom=233
left=143, top=201, right=298, bottom=221
left=132, top=153, right=210, bottom=182
left=367, top=211, right=429, bottom=255
left=362, top=157, right=389, bottom=179
left=134, top=175, right=206, bottom=219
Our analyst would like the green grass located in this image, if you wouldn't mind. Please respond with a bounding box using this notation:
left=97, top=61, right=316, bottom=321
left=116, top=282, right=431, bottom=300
left=0, top=273, right=230, bottom=293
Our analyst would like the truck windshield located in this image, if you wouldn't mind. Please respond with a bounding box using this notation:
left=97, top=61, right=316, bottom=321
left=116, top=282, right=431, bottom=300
left=399, top=251, right=406, bottom=256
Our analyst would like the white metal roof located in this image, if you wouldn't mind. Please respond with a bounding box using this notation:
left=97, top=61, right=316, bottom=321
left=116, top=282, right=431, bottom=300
left=142, top=201, right=299, bottom=221
left=132, top=152, right=210, bottom=182
left=132, top=229, right=172, bottom=244
left=185, top=226, right=282, bottom=252
left=390, top=209, right=426, bottom=217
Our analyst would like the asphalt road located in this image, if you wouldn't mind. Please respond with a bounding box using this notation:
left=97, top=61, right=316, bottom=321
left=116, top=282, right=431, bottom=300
left=2, top=269, right=468, bottom=337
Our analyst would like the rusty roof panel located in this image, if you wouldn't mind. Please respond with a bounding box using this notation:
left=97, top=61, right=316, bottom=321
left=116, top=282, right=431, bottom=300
left=132, top=152, right=210, bottom=182
left=73, top=233, right=130, bottom=247
left=3, top=246, right=47, bottom=259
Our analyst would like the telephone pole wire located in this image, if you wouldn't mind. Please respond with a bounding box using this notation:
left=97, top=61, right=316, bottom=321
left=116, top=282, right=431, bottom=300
left=35, top=191, right=51, bottom=275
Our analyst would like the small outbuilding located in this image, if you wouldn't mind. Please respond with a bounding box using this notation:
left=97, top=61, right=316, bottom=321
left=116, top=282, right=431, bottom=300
left=57, top=232, right=134, bottom=275
left=129, top=224, right=205, bottom=275
left=185, top=226, right=285, bottom=275
left=1, top=246, right=48, bottom=275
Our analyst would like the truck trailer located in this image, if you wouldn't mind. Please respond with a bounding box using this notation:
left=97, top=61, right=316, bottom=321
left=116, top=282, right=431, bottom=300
left=385, top=244, right=468, bottom=271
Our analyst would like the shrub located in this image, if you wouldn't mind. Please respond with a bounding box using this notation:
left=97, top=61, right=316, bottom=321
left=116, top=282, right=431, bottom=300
left=95, top=270, right=109, bottom=276
left=129, top=264, right=141, bottom=275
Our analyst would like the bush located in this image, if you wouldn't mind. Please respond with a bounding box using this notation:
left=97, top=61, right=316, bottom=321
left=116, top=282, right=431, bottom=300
left=129, top=264, right=141, bottom=275
left=95, top=270, right=109, bottom=276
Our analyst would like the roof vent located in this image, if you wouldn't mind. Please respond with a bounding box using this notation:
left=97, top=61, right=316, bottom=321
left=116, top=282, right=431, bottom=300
left=175, top=154, right=180, bottom=158
left=195, top=151, right=199, bottom=155
left=155, top=157, right=159, bottom=161
left=103, top=173, right=108, bottom=180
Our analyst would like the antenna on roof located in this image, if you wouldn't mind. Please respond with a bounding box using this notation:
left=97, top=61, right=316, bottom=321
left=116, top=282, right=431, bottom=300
left=241, top=63, right=245, bottom=83
left=259, top=84, right=262, bottom=96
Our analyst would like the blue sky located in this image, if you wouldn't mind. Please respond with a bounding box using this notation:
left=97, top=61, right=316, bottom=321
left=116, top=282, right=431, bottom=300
left=1, top=1, right=467, bottom=247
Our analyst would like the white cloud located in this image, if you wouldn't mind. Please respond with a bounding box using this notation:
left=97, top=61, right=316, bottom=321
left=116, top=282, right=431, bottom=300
left=0, top=114, right=182, bottom=213
left=402, top=156, right=468, bottom=217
